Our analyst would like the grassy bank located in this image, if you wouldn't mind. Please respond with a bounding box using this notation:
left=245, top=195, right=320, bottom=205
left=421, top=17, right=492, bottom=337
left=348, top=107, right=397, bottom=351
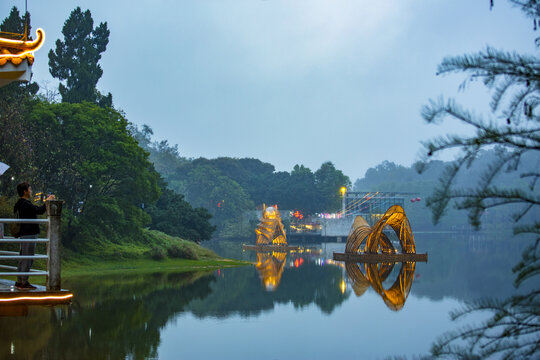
left=1, top=229, right=250, bottom=283
left=63, top=257, right=249, bottom=277
left=62, top=229, right=251, bottom=277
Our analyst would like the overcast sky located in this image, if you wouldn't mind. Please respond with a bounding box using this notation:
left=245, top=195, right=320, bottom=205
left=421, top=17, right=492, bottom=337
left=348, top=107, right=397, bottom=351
left=2, top=0, right=536, bottom=181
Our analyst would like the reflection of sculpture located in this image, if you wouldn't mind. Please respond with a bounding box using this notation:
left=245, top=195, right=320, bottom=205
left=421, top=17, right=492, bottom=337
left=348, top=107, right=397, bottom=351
left=255, top=205, right=287, bottom=246
left=345, top=261, right=416, bottom=311
left=254, top=251, right=287, bottom=291
left=346, top=205, right=415, bottom=254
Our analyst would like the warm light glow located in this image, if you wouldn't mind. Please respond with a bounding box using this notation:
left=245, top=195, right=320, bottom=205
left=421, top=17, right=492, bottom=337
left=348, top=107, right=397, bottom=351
left=345, top=205, right=416, bottom=254
left=340, top=279, right=346, bottom=294
left=255, top=204, right=288, bottom=246
left=0, top=293, right=73, bottom=302
left=0, top=28, right=45, bottom=60
left=340, top=187, right=347, bottom=196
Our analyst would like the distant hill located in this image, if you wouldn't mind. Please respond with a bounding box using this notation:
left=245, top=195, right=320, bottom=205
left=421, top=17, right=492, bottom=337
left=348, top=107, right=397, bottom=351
left=353, top=149, right=538, bottom=231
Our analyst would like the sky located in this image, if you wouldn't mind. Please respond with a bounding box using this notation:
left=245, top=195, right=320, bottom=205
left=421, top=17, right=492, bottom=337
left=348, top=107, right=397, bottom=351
left=1, top=0, right=537, bottom=181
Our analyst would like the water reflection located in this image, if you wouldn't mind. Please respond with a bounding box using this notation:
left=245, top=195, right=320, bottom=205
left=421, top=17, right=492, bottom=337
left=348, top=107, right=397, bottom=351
left=345, top=261, right=416, bottom=311
left=254, top=251, right=287, bottom=291
left=0, top=233, right=533, bottom=359
left=0, top=271, right=216, bottom=359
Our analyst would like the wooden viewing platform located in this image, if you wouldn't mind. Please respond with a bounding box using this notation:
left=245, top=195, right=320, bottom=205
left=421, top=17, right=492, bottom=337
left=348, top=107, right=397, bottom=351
left=0, top=279, right=73, bottom=306
left=0, top=200, right=73, bottom=309
left=243, top=244, right=300, bottom=251
left=333, top=252, right=428, bottom=263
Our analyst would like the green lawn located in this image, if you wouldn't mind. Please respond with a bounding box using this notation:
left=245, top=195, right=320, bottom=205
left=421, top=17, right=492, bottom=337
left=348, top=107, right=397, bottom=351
left=1, top=229, right=251, bottom=284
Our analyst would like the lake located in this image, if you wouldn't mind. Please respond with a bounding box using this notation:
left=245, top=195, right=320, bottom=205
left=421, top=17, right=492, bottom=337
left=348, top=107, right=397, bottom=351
left=0, top=232, right=532, bottom=359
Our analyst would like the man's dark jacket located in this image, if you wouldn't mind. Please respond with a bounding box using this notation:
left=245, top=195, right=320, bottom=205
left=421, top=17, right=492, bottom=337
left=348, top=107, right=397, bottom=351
left=13, top=198, right=46, bottom=237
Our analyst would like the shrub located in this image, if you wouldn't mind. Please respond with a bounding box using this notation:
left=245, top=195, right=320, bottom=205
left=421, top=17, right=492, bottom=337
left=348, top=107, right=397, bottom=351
left=167, top=243, right=198, bottom=260
left=150, top=246, right=166, bottom=260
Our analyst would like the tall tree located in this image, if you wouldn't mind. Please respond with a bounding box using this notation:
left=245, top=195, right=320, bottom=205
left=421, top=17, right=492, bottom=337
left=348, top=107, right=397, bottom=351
left=420, top=1, right=540, bottom=358
left=48, top=7, right=112, bottom=107
left=315, top=161, right=351, bottom=212
left=0, top=6, right=30, bottom=38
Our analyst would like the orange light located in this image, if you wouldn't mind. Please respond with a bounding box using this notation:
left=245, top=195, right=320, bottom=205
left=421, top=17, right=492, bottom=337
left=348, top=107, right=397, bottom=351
left=0, top=293, right=73, bottom=302
left=0, top=28, right=46, bottom=59
left=340, top=279, right=346, bottom=294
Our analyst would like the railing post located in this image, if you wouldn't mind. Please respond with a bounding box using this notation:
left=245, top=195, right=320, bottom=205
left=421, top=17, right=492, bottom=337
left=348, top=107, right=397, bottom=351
left=46, top=200, right=63, bottom=291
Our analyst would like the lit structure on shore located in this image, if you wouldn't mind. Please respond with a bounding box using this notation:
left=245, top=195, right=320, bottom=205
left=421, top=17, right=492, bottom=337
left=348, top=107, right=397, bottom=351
left=0, top=28, right=45, bottom=87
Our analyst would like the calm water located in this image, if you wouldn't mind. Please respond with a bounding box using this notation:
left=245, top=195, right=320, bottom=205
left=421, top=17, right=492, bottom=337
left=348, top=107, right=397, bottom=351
left=0, top=232, right=532, bottom=359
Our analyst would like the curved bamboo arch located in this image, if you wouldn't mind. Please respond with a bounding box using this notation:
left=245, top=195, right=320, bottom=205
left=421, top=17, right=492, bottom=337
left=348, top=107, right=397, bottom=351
left=345, top=205, right=416, bottom=254
left=346, top=261, right=416, bottom=311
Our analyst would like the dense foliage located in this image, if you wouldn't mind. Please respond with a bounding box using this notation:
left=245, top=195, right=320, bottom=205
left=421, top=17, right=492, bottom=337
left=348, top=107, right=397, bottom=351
left=0, top=7, right=215, bottom=254
left=131, top=125, right=351, bottom=237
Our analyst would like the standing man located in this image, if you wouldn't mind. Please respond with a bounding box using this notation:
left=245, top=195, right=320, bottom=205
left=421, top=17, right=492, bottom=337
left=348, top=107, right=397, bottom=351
left=13, top=182, right=54, bottom=290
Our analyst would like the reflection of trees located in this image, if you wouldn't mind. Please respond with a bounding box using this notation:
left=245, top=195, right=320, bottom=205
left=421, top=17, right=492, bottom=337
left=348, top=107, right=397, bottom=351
left=346, top=261, right=416, bottom=311
left=0, top=271, right=215, bottom=360
left=188, top=260, right=350, bottom=317
left=254, top=251, right=287, bottom=291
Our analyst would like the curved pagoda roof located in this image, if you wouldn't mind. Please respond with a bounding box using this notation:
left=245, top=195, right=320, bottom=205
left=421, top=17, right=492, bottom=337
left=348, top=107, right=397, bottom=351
left=0, top=28, right=44, bottom=86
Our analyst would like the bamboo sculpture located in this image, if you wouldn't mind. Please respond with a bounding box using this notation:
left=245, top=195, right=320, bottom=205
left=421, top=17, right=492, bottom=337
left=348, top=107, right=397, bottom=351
left=255, top=205, right=287, bottom=246
left=345, top=205, right=415, bottom=254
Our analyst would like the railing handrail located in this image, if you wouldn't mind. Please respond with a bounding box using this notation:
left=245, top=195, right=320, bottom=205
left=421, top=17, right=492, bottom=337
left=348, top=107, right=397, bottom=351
left=0, top=218, right=49, bottom=224
left=0, top=200, right=63, bottom=289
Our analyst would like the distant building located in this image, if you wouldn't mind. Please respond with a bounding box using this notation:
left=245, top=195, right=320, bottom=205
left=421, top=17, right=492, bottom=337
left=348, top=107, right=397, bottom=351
left=343, top=191, right=416, bottom=217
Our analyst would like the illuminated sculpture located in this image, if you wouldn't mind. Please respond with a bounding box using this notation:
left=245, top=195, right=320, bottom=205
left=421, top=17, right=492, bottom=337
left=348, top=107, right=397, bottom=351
left=254, top=251, right=287, bottom=291
left=345, top=261, right=416, bottom=311
left=0, top=28, right=45, bottom=87
left=334, top=205, right=423, bottom=309
left=345, top=205, right=415, bottom=254
left=255, top=205, right=287, bottom=246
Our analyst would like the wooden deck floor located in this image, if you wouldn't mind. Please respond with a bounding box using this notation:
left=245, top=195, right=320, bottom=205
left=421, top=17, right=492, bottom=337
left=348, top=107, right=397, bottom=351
left=0, top=279, right=73, bottom=306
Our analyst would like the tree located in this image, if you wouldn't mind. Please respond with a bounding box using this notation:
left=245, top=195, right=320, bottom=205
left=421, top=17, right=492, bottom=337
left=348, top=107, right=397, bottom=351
left=28, top=102, right=160, bottom=246
left=146, top=183, right=216, bottom=242
left=315, top=161, right=351, bottom=212
left=0, top=6, right=30, bottom=39
left=420, top=1, right=540, bottom=358
left=185, top=165, right=254, bottom=232
left=48, top=7, right=112, bottom=106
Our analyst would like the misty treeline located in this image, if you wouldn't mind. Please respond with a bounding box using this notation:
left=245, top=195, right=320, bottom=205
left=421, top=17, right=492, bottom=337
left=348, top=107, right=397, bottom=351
left=131, top=124, right=350, bottom=238
left=0, top=7, right=215, bottom=255
left=354, top=150, right=538, bottom=231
